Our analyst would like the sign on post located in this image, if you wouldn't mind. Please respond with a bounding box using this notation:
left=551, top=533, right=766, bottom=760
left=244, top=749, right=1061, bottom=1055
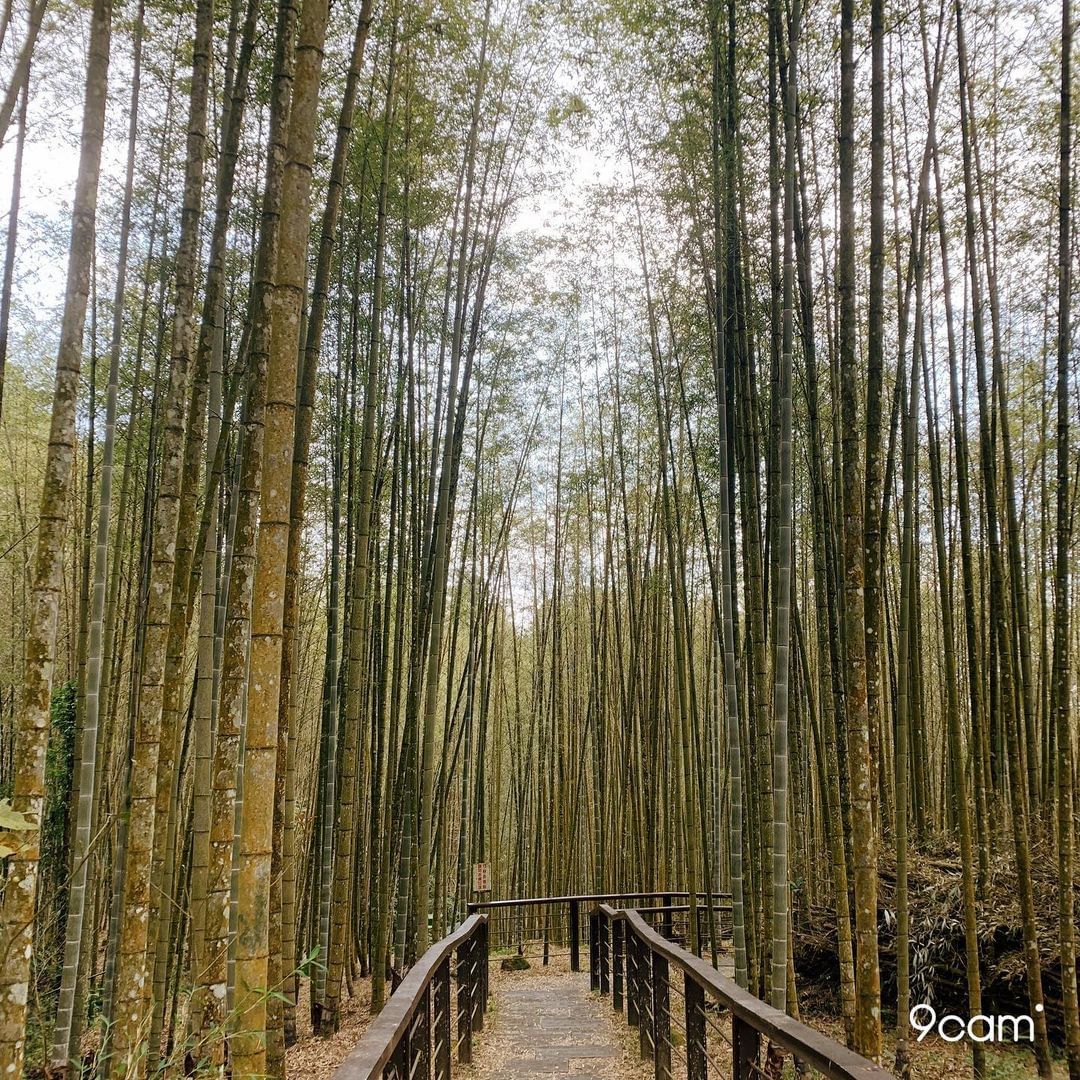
left=472, top=862, right=490, bottom=893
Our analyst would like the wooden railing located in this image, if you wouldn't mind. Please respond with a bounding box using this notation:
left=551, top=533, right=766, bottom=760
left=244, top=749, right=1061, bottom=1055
left=467, top=891, right=729, bottom=970
left=333, top=893, right=703, bottom=1078
left=331, top=895, right=889, bottom=1080
left=331, top=913, right=488, bottom=1080
left=593, top=904, right=894, bottom=1080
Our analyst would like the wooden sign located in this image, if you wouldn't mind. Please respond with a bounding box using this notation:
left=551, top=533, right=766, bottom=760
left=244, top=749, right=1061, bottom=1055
left=472, top=862, right=490, bottom=893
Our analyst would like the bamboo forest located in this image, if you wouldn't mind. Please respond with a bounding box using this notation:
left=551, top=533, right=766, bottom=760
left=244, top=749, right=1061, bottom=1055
left=0, top=0, right=1077, bottom=1074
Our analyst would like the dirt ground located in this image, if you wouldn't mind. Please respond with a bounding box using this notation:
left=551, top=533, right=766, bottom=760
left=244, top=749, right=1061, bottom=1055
left=286, top=973, right=376, bottom=1079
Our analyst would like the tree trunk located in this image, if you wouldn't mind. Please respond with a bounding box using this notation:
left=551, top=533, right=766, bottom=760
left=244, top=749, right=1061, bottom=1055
left=0, top=0, right=110, bottom=1069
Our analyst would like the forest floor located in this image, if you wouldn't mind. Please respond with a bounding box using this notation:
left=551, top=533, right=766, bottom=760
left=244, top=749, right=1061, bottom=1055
left=286, top=973, right=375, bottom=1079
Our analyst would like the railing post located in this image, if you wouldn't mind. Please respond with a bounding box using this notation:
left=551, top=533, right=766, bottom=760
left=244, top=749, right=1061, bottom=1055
left=414, top=986, right=432, bottom=1079
left=481, top=917, right=489, bottom=1015
left=473, top=922, right=486, bottom=1031
left=612, top=917, right=624, bottom=1012
left=600, top=910, right=610, bottom=995
left=457, top=937, right=473, bottom=1064
left=638, top=941, right=651, bottom=1062
left=661, top=895, right=673, bottom=940
left=685, top=973, right=706, bottom=1080
left=569, top=899, right=580, bottom=971
left=390, top=1026, right=410, bottom=1080
left=626, top=929, right=639, bottom=1027
left=733, top=1014, right=761, bottom=1080
left=652, top=952, right=671, bottom=1080
left=589, top=909, right=600, bottom=991
left=435, top=957, right=451, bottom=1080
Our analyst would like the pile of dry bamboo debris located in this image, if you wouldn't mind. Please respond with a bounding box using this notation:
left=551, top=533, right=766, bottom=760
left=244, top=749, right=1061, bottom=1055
left=793, top=841, right=1078, bottom=1041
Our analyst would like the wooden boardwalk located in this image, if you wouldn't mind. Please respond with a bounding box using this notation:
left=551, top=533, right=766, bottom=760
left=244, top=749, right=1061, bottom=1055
left=469, top=970, right=637, bottom=1079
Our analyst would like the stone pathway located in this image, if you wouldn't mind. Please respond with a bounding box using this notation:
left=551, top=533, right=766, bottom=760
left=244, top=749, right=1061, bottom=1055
left=469, top=969, right=645, bottom=1079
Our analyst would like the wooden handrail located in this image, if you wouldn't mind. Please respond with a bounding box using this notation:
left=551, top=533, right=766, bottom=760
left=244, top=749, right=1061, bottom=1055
left=467, top=890, right=707, bottom=910
left=632, top=902, right=733, bottom=914
left=332, top=913, right=488, bottom=1079
left=602, top=907, right=894, bottom=1080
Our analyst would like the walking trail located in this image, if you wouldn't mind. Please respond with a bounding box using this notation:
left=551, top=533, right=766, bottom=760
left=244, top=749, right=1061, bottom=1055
left=465, top=963, right=648, bottom=1080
